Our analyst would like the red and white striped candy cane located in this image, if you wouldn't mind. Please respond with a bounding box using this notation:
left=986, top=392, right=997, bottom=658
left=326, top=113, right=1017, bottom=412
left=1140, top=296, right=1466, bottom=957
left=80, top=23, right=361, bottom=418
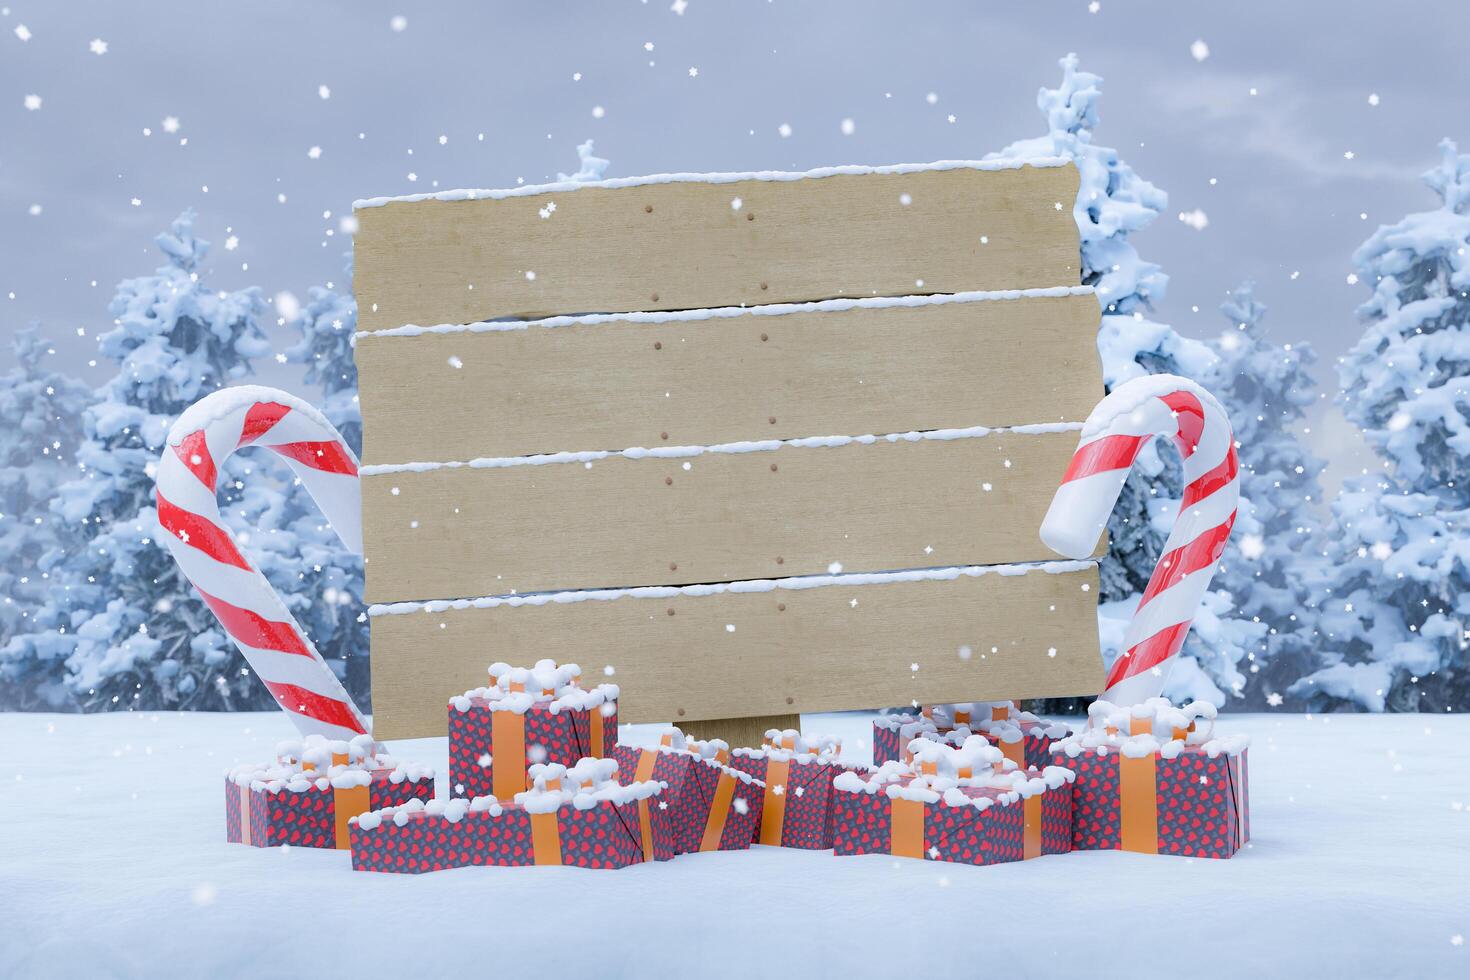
left=154, top=385, right=370, bottom=739
left=1039, top=375, right=1238, bottom=707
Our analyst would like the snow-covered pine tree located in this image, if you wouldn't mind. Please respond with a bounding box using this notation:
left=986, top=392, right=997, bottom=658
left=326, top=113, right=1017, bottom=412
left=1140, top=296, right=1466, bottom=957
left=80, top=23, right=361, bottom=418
left=1301, top=139, right=1470, bottom=712
left=990, top=54, right=1257, bottom=706
left=3, top=210, right=278, bottom=711
left=1205, top=283, right=1329, bottom=706
left=279, top=257, right=371, bottom=704
left=287, top=259, right=361, bottom=454
left=0, top=329, right=93, bottom=709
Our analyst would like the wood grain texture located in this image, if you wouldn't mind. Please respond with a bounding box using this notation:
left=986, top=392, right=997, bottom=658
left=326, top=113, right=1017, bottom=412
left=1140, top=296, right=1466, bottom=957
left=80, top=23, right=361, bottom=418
left=360, top=429, right=1092, bottom=603
left=367, top=563, right=1103, bottom=740
left=688, top=715, right=801, bottom=752
left=355, top=292, right=1102, bottom=466
left=352, top=164, right=1081, bottom=331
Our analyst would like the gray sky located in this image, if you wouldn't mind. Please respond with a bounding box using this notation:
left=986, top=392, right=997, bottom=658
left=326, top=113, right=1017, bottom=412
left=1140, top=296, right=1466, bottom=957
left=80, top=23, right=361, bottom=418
left=5, top=0, right=1468, bottom=481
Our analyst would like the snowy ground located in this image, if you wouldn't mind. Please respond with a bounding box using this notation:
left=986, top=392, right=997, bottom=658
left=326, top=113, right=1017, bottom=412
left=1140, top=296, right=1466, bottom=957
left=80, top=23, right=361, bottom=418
left=1, top=711, right=1466, bottom=979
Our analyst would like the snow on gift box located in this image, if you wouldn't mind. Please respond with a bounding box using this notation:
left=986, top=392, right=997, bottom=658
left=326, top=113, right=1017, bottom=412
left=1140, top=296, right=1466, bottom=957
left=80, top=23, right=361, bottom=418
left=964, top=702, right=1075, bottom=771
left=1051, top=698, right=1250, bottom=859
left=832, top=736, right=1075, bottom=866
left=225, top=734, right=434, bottom=849
left=872, top=712, right=939, bottom=766
left=611, top=729, right=765, bottom=855
left=447, top=659, right=619, bottom=800
left=727, top=729, right=863, bottom=849
left=349, top=759, right=673, bottom=874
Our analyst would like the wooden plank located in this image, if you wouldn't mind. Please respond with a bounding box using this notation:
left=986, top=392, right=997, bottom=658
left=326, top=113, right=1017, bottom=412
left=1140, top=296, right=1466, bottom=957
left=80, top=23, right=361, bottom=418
left=355, top=290, right=1102, bottom=466
left=352, top=162, right=1081, bottom=331
left=367, top=562, right=1103, bottom=740
left=691, top=715, right=801, bottom=752
left=360, top=428, right=1093, bottom=603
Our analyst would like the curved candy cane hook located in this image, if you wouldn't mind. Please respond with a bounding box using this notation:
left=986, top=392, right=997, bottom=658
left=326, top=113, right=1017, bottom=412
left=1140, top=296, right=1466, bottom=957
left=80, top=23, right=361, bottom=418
left=155, top=385, right=370, bottom=739
left=1040, top=375, right=1239, bottom=707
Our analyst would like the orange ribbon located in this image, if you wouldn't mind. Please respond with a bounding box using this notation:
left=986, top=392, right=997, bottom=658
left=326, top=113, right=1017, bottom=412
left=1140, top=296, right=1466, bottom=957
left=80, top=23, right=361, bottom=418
left=632, top=749, right=660, bottom=861
left=589, top=707, right=606, bottom=759
left=890, top=796, right=925, bottom=859
left=699, top=772, right=738, bottom=852
left=1119, top=752, right=1160, bottom=854
left=530, top=810, right=564, bottom=866
left=999, top=738, right=1026, bottom=770
left=759, top=759, right=791, bottom=846
left=1023, top=794, right=1042, bottom=860
left=327, top=751, right=372, bottom=850
left=634, top=748, right=658, bottom=783
left=990, top=706, right=1009, bottom=723
left=492, top=710, right=529, bottom=800
left=238, top=783, right=253, bottom=845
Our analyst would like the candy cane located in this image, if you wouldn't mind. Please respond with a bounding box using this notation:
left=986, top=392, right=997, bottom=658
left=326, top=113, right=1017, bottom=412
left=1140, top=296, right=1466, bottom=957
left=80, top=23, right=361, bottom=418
left=1039, top=375, right=1238, bottom=707
left=154, top=385, right=370, bottom=739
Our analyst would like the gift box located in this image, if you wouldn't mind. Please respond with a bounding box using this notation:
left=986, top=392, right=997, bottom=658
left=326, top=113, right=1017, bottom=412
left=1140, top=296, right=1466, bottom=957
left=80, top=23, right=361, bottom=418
left=225, top=734, right=434, bottom=849
left=448, top=659, right=619, bottom=801
left=832, top=735, right=1075, bottom=866
left=612, top=731, right=765, bottom=854
left=872, top=713, right=938, bottom=765
left=728, top=729, right=854, bottom=849
left=1051, top=697, right=1250, bottom=859
left=350, top=758, right=672, bottom=873
left=969, top=702, right=1074, bottom=771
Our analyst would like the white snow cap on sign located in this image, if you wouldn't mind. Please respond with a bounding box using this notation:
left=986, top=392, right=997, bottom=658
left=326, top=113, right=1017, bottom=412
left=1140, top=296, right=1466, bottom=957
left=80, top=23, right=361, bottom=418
left=353, top=156, right=1069, bottom=210
left=556, top=139, right=610, bottom=183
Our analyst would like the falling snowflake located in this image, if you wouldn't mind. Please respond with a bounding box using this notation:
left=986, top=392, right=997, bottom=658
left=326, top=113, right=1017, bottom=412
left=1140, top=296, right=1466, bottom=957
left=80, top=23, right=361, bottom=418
left=1266, top=692, right=1284, bottom=707
left=1177, top=208, right=1209, bottom=231
left=318, top=84, right=331, bottom=99
left=1367, top=93, right=1380, bottom=106
left=592, top=105, right=605, bottom=118
left=777, top=122, right=792, bottom=138
left=1239, top=534, right=1265, bottom=559
left=688, top=66, right=698, bottom=77
left=162, top=116, right=181, bottom=133
left=14, top=24, right=31, bottom=41
left=307, top=146, right=322, bottom=159
left=88, top=38, right=108, bottom=55
left=840, top=117, right=856, bottom=136
left=390, top=15, right=408, bottom=32
left=23, top=94, right=41, bottom=111
left=224, top=235, right=239, bottom=250
left=671, top=0, right=689, bottom=14
left=1190, top=39, right=1210, bottom=62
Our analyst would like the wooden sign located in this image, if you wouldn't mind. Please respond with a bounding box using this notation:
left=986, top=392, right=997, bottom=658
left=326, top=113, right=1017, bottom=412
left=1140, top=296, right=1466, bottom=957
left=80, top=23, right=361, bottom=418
left=353, top=159, right=1106, bottom=745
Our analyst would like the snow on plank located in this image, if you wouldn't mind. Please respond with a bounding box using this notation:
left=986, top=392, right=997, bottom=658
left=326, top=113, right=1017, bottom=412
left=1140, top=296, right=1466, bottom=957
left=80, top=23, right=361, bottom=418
left=366, top=561, right=1102, bottom=739
left=353, top=288, right=1102, bottom=466
left=358, top=426, right=1100, bottom=604
left=351, top=159, right=1081, bottom=331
